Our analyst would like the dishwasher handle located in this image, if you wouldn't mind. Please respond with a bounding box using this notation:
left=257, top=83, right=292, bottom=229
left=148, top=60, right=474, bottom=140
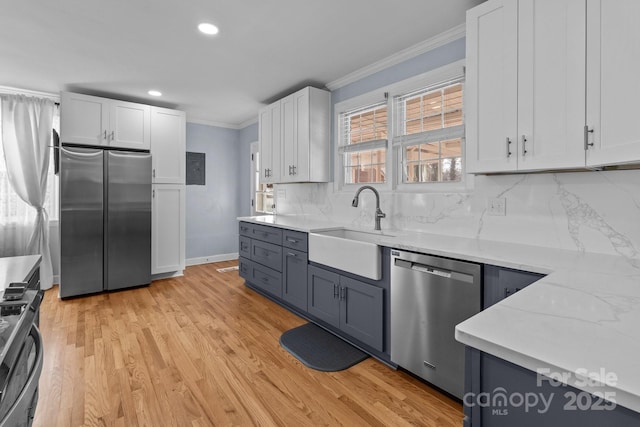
left=393, top=258, right=474, bottom=283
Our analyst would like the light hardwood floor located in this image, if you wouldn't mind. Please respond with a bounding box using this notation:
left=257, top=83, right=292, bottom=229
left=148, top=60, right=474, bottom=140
left=34, top=261, right=463, bottom=426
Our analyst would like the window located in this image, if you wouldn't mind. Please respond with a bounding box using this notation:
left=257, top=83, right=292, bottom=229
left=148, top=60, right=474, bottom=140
left=338, top=102, right=388, bottom=185
left=334, top=60, right=465, bottom=191
left=250, top=143, right=273, bottom=214
left=0, top=108, right=59, bottom=224
left=395, top=81, right=464, bottom=184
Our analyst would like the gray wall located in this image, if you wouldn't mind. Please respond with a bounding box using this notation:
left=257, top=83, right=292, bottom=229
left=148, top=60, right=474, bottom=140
left=185, top=122, right=242, bottom=260
left=331, top=38, right=466, bottom=104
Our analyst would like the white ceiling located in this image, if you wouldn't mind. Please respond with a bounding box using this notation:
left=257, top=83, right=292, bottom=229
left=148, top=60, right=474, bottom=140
left=0, top=0, right=484, bottom=128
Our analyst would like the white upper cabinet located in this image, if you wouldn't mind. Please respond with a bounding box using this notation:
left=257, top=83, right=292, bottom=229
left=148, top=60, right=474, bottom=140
left=61, top=92, right=151, bottom=150
left=517, top=0, right=586, bottom=171
left=466, top=0, right=518, bottom=173
left=467, top=0, right=640, bottom=173
left=150, top=107, right=186, bottom=184
left=259, top=101, right=281, bottom=184
left=259, top=86, right=330, bottom=184
left=586, top=0, right=640, bottom=167
left=466, top=0, right=585, bottom=173
left=280, top=87, right=331, bottom=183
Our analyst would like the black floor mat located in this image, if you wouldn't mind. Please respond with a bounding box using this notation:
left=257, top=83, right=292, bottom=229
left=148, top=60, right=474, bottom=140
left=279, top=323, right=369, bottom=372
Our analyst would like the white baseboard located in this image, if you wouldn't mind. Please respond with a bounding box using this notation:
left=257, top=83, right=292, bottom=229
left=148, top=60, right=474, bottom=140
left=186, top=253, right=239, bottom=266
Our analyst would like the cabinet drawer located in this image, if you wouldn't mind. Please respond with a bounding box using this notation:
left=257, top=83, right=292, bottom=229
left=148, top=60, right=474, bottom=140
left=239, top=236, right=251, bottom=258
left=239, top=221, right=253, bottom=237
left=251, top=264, right=282, bottom=298
left=250, top=224, right=282, bottom=245
left=250, top=240, right=282, bottom=272
left=239, top=257, right=252, bottom=279
left=282, top=229, right=308, bottom=252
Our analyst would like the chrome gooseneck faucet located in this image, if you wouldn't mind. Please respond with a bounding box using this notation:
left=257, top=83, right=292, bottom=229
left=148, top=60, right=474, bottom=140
left=352, top=185, right=386, bottom=231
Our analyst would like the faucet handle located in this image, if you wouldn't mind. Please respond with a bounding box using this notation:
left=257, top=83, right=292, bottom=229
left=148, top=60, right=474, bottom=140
left=377, top=209, right=386, bottom=218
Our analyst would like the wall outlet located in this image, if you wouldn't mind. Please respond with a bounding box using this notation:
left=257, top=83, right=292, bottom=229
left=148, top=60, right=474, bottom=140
left=487, top=197, right=506, bottom=216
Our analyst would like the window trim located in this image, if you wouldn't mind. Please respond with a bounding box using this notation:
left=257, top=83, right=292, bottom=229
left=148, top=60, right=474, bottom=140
left=334, top=59, right=469, bottom=193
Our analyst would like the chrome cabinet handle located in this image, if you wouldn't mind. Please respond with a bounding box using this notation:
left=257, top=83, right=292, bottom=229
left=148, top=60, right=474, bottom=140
left=521, top=135, right=528, bottom=156
left=287, top=252, right=297, bottom=257
left=584, top=125, right=594, bottom=150
left=506, top=137, right=512, bottom=158
left=110, top=130, right=115, bottom=141
left=292, top=165, right=296, bottom=175
left=103, top=130, right=108, bottom=140
left=286, top=237, right=298, bottom=243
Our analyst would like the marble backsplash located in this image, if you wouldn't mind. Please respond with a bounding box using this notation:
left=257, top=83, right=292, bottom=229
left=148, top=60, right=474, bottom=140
left=273, top=169, right=640, bottom=262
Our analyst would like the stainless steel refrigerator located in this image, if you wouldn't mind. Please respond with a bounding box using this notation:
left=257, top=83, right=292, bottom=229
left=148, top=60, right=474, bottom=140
left=59, top=146, right=151, bottom=298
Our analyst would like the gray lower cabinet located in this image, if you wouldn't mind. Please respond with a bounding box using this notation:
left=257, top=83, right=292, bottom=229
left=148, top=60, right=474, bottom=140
left=282, top=248, right=308, bottom=311
left=307, top=266, right=340, bottom=327
left=307, top=265, right=384, bottom=352
left=239, top=221, right=389, bottom=362
left=465, top=349, right=640, bottom=427
left=239, top=222, right=283, bottom=298
left=483, top=265, right=545, bottom=309
left=464, top=266, right=640, bottom=426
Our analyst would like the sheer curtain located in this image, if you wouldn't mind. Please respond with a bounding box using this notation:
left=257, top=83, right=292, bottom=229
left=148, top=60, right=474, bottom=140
left=0, top=94, right=55, bottom=289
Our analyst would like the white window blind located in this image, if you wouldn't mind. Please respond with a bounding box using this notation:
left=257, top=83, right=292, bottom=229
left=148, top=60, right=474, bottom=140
left=394, top=80, right=464, bottom=183
left=338, top=101, right=388, bottom=184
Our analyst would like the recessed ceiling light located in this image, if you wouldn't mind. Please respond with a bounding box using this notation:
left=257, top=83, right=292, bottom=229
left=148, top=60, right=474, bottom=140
left=148, top=90, right=162, bottom=97
left=198, top=23, right=219, bottom=35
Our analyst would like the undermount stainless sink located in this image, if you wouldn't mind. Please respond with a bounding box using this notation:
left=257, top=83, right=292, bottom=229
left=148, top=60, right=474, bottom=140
left=308, top=228, right=396, bottom=280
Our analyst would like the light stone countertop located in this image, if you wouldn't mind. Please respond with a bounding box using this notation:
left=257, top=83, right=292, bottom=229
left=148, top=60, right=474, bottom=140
left=239, top=214, right=640, bottom=414
left=0, top=255, right=41, bottom=292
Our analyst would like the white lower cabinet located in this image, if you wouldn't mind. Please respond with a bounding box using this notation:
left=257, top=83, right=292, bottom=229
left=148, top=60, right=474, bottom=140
left=152, top=184, right=185, bottom=274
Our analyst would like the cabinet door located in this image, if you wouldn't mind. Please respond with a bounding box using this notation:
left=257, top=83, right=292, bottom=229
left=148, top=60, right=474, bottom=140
left=258, top=102, right=281, bottom=183
left=280, top=94, right=297, bottom=182
left=110, top=101, right=151, bottom=150
left=151, top=107, right=185, bottom=184
left=151, top=184, right=185, bottom=274
left=586, top=0, right=640, bottom=166
left=60, top=92, right=110, bottom=146
left=282, top=249, right=308, bottom=311
left=483, top=265, right=545, bottom=309
left=339, top=276, right=383, bottom=351
left=307, top=265, right=340, bottom=328
left=465, top=0, right=518, bottom=173
left=517, top=0, right=586, bottom=171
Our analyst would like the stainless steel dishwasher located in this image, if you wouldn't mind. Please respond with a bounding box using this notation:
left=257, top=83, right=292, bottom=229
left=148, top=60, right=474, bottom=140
left=390, top=249, right=481, bottom=399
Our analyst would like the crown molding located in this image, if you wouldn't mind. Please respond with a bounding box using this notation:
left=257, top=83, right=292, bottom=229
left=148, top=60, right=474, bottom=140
left=186, top=114, right=259, bottom=130
left=326, top=24, right=466, bottom=91
left=186, top=116, right=242, bottom=129
left=238, top=116, right=258, bottom=129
